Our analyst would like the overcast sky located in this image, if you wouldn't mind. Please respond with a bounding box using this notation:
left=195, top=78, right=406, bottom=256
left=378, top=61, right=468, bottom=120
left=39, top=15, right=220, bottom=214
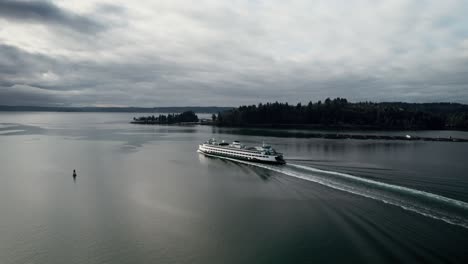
left=0, top=0, right=467, bottom=106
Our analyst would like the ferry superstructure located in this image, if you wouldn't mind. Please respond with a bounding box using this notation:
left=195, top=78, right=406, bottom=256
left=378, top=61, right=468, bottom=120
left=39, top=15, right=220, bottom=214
left=198, top=139, right=285, bottom=164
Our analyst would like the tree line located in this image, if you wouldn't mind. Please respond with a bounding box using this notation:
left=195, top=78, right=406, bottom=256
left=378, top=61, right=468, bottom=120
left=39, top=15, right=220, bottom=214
left=133, top=111, right=199, bottom=124
left=213, top=98, right=468, bottom=130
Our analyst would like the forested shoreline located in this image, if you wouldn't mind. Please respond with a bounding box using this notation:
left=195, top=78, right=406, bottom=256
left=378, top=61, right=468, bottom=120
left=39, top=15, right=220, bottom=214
left=132, top=111, right=199, bottom=124
left=214, top=98, right=468, bottom=130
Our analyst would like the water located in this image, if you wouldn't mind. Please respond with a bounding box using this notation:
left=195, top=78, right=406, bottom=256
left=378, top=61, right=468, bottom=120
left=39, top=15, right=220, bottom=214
left=1, top=112, right=468, bottom=263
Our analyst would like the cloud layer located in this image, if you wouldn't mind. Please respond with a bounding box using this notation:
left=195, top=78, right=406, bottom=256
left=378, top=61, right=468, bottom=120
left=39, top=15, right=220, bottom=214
left=1, top=0, right=467, bottom=106
left=0, top=0, right=105, bottom=33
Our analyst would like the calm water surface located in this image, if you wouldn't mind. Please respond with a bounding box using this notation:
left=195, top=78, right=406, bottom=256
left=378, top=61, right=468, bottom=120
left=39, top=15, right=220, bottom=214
left=1, top=112, right=468, bottom=263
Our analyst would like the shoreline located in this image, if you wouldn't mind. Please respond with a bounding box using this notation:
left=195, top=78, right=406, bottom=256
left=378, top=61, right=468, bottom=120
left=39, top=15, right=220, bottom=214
left=213, top=123, right=468, bottom=132
left=130, top=121, right=468, bottom=142
left=132, top=120, right=468, bottom=132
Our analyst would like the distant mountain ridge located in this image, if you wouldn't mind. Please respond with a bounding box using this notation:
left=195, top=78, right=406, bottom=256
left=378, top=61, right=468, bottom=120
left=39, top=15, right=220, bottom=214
left=0, top=105, right=233, bottom=113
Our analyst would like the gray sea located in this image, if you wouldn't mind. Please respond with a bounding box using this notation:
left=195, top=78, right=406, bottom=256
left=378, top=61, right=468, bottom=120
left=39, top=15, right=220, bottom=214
left=1, top=112, right=468, bottom=263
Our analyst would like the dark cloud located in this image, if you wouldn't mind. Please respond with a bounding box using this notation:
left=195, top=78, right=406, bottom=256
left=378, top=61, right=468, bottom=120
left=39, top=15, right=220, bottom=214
left=1, top=40, right=468, bottom=107
left=0, top=44, right=57, bottom=83
left=0, top=84, right=62, bottom=106
left=0, top=0, right=105, bottom=33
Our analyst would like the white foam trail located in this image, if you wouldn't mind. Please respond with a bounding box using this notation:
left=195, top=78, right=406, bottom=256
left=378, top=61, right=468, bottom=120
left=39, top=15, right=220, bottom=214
left=288, top=163, right=468, bottom=210
left=0, top=129, right=25, bottom=135
left=198, top=151, right=468, bottom=229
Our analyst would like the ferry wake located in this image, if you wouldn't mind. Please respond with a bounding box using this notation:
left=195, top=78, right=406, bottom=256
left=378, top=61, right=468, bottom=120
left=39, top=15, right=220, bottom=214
left=198, top=139, right=285, bottom=164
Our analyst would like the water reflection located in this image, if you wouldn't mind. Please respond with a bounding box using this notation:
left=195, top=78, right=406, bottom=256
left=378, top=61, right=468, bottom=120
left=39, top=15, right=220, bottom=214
left=251, top=168, right=273, bottom=181
left=0, top=123, right=45, bottom=136
left=198, top=151, right=274, bottom=181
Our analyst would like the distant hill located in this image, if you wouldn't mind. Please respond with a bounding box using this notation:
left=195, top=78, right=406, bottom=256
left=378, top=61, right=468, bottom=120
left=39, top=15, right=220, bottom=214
left=0, top=105, right=233, bottom=113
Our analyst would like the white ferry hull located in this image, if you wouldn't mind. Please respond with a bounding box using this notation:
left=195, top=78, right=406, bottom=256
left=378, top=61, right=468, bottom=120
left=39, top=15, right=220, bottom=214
left=198, top=144, right=285, bottom=165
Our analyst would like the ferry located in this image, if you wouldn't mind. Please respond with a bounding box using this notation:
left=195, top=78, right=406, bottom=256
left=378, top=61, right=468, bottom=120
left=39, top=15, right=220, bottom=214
left=198, top=139, right=286, bottom=164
